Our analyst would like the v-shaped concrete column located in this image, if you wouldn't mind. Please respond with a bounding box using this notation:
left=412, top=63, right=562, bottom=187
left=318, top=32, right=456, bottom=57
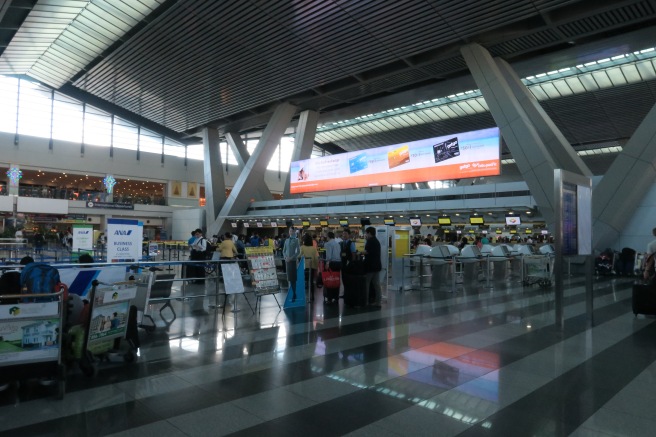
left=208, top=102, right=297, bottom=235
left=225, top=132, right=273, bottom=201
left=495, top=58, right=591, bottom=178
left=593, top=103, right=656, bottom=250
left=202, top=127, right=225, bottom=229
left=461, top=43, right=578, bottom=226
left=283, top=110, right=319, bottom=198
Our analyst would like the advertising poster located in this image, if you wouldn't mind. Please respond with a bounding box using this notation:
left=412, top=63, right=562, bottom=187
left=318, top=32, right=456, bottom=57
left=290, top=127, right=500, bottom=194
left=72, top=224, right=94, bottom=251
left=106, top=218, right=143, bottom=262
left=58, top=266, right=127, bottom=297
left=0, top=315, right=60, bottom=364
left=87, top=301, right=129, bottom=342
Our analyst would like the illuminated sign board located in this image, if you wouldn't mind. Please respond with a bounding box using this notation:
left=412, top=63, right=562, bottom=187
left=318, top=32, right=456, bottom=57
left=384, top=218, right=395, bottom=225
left=438, top=217, right=451, bottom=225
left=410, top=218, right=422, bottom=227
left=339, top=219, right=349, bottom=226
left=320, top=220, right=328, bottom=226
left=290, top=127, right=501, bottom=193
left=469, top=216, right=484, bottom=225
left=302, top=221, right=310, bottom=227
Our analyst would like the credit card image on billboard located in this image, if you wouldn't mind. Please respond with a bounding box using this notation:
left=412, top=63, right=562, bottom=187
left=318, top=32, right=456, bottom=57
left=349, top=153, right=369, bottom=174
left=388, top=145, right=410, bottom=169
left=433, top=137, right=460, bottom=164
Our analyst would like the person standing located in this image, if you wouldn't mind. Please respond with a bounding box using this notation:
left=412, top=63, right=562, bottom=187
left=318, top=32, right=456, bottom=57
left=340, top=230, right=356, bottom=270
left=189, top=229, right=207, bottom=284
left=647, top=228, right=656, bottom=256
left=218, top=232, right=238, bottom=260
left=363, top=227, right=382, bottom=309
left=283, top=229, right=300, bottom=302
left=323, top=231, right=342, bottom=304
left=300, top=233, right=319, bottom=300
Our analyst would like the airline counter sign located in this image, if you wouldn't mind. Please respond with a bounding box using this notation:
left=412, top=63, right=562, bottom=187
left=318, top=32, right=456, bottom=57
left=106, top=219, right=143, bottom=262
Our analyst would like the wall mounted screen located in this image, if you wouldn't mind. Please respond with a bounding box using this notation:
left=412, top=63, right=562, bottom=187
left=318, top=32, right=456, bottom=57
left=505, top=216, right=521, bottom=225
left=438, top=217, right=451, bottom=225
left=469, top=216, right=485, bottom=225
left=290, top=127, right=501, bottom=193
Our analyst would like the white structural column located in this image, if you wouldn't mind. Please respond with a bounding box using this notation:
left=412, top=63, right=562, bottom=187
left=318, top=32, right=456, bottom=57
left=283, top=109, right=319, bottom=198
left=209, top=102, right=297, bottom=235
left=592, top=103, right=656, bottom=250
left=225, top=132, right=272, bottom=201
left=495, top=58, right=592, bottom=177
left=202, top=127, right=226, bottom=230
left=461, top=43, right=559, bottom=226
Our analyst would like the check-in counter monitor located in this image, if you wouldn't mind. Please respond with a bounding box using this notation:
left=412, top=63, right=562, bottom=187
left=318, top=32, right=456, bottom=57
left=459, top=245, right=483, bottom=283
left=516, top=245, right=536, bottom=255
left=414, top=244, right=432, bottom=257
left=460, top=245, right=482, bottom=258
left=491, top=245, right=510, bottom=257
left=480, top=244, right=494, bottom=255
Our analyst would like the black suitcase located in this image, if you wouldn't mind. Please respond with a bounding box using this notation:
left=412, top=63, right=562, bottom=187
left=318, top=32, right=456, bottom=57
left=343, top=273, right=367, bottom=307
left=632, top=283, right=656, bottom=316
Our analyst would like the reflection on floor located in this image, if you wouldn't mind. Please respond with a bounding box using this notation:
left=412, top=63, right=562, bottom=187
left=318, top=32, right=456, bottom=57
left=1, top=273, right=655, bottom=437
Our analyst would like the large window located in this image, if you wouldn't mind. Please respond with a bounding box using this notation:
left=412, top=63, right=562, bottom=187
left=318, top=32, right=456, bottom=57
left=0, top=74, right=305, bottom=174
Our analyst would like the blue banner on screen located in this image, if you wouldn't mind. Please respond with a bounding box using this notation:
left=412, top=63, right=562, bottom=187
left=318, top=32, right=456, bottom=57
left=290, top=127, right=500, bottom=193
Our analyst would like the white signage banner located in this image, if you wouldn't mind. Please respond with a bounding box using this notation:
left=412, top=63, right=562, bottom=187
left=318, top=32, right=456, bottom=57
left=73, top=224, right=94, bottom=251
left=106, top=218, right=143, bottom=263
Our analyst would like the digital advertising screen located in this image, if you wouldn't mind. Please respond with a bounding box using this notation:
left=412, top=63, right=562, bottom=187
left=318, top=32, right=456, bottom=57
left=289, top=127, right=501, bottom=194
left=505, top=216, right=521, bottom=226
left=410, top=218, right=422, bottom=227
left=438, top=217, right=451, bottom=226
left=270, top=221, right=278, bottom=227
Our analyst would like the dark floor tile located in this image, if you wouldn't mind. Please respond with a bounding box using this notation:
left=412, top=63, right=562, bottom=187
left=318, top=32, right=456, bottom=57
left=0, top=400, right=161, bottom=437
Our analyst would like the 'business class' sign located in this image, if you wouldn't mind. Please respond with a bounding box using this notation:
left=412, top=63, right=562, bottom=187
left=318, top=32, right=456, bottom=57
left=289, top=127, right=501, bottom=194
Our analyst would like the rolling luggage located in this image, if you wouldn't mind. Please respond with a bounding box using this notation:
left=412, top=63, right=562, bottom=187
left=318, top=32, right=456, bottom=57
left=632, top=283, right=656, bottom=316
left=343, top=273, right=367, bottom=307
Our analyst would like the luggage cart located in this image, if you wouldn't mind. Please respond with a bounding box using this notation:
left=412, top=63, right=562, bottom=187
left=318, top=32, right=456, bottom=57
left=0, top=290, right=66, bottom=399
left=78, top=281, right=138, bottom=376
left=522, top=254, right=554, bottom=287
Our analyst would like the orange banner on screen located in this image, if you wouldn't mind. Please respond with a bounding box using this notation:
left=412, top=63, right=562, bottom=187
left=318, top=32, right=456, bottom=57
left=291, top=160, right=499, bottom=194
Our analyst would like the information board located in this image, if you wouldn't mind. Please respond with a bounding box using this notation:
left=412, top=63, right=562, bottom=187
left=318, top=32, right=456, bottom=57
left=245, top=246, right=279, bottom=291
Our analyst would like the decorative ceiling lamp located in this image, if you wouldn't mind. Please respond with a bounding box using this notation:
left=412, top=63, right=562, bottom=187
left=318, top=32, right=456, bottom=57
left=7, top=167, right=22, bottom=186
left=103, top=175, right=117, bottom=193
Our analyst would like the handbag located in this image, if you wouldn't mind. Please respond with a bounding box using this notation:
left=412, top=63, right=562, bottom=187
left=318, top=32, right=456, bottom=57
left=322, top=269, right=341, bottom=288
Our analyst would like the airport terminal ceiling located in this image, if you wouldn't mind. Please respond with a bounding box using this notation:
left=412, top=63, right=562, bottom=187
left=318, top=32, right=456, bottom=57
left=1, top=0, right=656, bottom=169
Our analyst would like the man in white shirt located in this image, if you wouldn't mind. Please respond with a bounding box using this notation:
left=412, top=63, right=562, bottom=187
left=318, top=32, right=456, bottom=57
left=324, top=232, right=341, bottom=270
left=647, top=228, right=656, bottom=256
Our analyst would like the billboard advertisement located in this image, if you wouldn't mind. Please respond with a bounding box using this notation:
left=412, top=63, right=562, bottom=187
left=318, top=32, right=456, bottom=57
left=290, top=127, right=500, bottom=194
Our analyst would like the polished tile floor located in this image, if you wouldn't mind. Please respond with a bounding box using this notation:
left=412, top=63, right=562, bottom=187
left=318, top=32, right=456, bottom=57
left=1, top=270, right=654, bottom=436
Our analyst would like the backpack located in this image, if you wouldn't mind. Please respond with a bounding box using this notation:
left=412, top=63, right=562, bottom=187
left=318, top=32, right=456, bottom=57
left=204, top=238, right=216, bottom=260
left=20, top=263, right=61, bottom=302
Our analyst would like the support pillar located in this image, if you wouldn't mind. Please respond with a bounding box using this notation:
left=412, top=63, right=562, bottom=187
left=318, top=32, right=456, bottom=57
left=283, top=110, right=319, bottom=198
left=495, top=58, right=591, bottom=177
left=592, top=102, right=656, bottom=250
left=461, top=43, right=562, bottom=226
left=202, top=127, right=226, bottom=231
left=225, top=132, right=272, bottom=201
left=209, top=102, right=297, bottom=235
